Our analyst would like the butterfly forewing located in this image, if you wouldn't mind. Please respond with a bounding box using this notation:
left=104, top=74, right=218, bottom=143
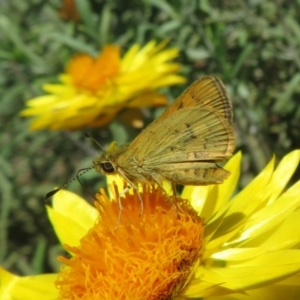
left=156, top=75, right=233, bottom=124
left=140, top=108, right=234, bottom=165
left=121, top=75, right=234, bottom=165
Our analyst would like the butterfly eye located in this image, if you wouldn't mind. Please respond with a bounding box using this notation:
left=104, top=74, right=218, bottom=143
left=101, top=161, right=115, bottom=173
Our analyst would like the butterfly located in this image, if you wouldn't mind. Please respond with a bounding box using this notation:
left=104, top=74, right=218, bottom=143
left=46, top=75, right=235, bottom=222
left=93, top=75, right=235, bottom=198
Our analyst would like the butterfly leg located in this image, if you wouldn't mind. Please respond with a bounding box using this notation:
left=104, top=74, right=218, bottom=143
left=171, top=181, right=179, bottom=209
left=114, top=185, right=129, bottom=231
left=171, top=182, right=184, bottom=214
left=114, top=184, right=144, bottom=231
left=136, top=188, right=144, bottom=217
left=151, top=178, right=181, bottom=217
left=171, top=181, right=177, bottom=197
left=115, top=169, right=144, bottom=230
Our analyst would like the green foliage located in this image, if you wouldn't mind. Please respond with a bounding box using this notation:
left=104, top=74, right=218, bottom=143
left=0, top=0, right=299, bottom=276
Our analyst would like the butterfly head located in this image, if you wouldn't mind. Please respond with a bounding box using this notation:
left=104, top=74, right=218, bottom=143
left=93, top=152, right=117, bottom=175
left=93, top=141, right=131, bottom=177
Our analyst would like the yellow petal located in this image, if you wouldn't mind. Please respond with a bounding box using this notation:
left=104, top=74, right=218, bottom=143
left=46, top=190, right=97, bottom=246
left=183, top=266, right=242, bottom=297
left=151, top=74, right=186, bottom=87
left=121, top=44, right=141, bottom=71
left=199, top=152, right=242, bottom=221
left=52, top=190, right=98, bottom=227
left=259, top=208, right=300, bottom=249
left=43, top=83, right=75, bottom=95
left=205, top=155, right=276, bottom=250
left=20, top=95, right=59, bottom=110
left=268, top=149, right=300, bottom=203
left=0, top=267, right=57, bottom=300
left=207, top=250, right=300, bottom=297
left=225, top=154, right=275, bottom=217
left=182, top=185, right=211, bottom=214
left=213, top=250, right=300, bottom=289
left=230, top=180, right=300, bottom=246
left=46, top=205, right=87, bottom=247
left=233, top=249, right=300, bottom=267
left=127, top=91, right=168, bottom=108
left=246, top=274, right=300, bottom=300
left=216, top=151, right=241, bottom=208
left=212, top=247, right=268, bottom=261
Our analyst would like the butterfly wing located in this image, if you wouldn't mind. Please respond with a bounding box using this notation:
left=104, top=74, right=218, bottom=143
left=154, top=75, right=233, bottom=124
left=117, top=75, right=234, bottom=185
left=143, top=107, right=234, bottom=164
left=141, top=107, right=233, bottom=184
left=128, top=75, right=233, bottom=157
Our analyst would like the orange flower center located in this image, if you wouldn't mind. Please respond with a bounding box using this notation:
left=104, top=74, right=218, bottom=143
left=67, top=45, right=121, bottom=92
left=56, top=184, right=204, bottom=300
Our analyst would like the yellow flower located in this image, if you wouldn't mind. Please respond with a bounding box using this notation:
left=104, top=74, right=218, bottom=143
left=1, top=150, right=300, bottom=299
left=20, top=41, right=186, bottom=130
left=57, top=186, right=203, bottom=299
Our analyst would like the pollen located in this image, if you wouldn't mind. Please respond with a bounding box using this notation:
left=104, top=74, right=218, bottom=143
left=56, top=184, right=204, bottom=300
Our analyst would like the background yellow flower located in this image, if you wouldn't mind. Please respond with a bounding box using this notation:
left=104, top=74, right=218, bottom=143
left=20, top=41, right=186, bottom=130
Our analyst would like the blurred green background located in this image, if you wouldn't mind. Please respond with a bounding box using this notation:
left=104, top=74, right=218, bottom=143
left=1, top=0, right=300, bottom=276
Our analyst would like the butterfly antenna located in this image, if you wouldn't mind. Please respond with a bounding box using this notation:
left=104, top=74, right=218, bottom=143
left=76, top=167, right=98, bottom=200
left=45, top=167, right=93, bottom=201
left=85, top=133, right=105, bottom=152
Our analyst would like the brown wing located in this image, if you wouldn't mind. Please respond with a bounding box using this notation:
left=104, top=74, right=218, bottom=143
left=157, top=162, right=230, bottom=185
left=122, top=75, right=234, bottom=164
left=141, top=108, right=234, bottom=165
left=154, top=75, right=233, bottom=124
